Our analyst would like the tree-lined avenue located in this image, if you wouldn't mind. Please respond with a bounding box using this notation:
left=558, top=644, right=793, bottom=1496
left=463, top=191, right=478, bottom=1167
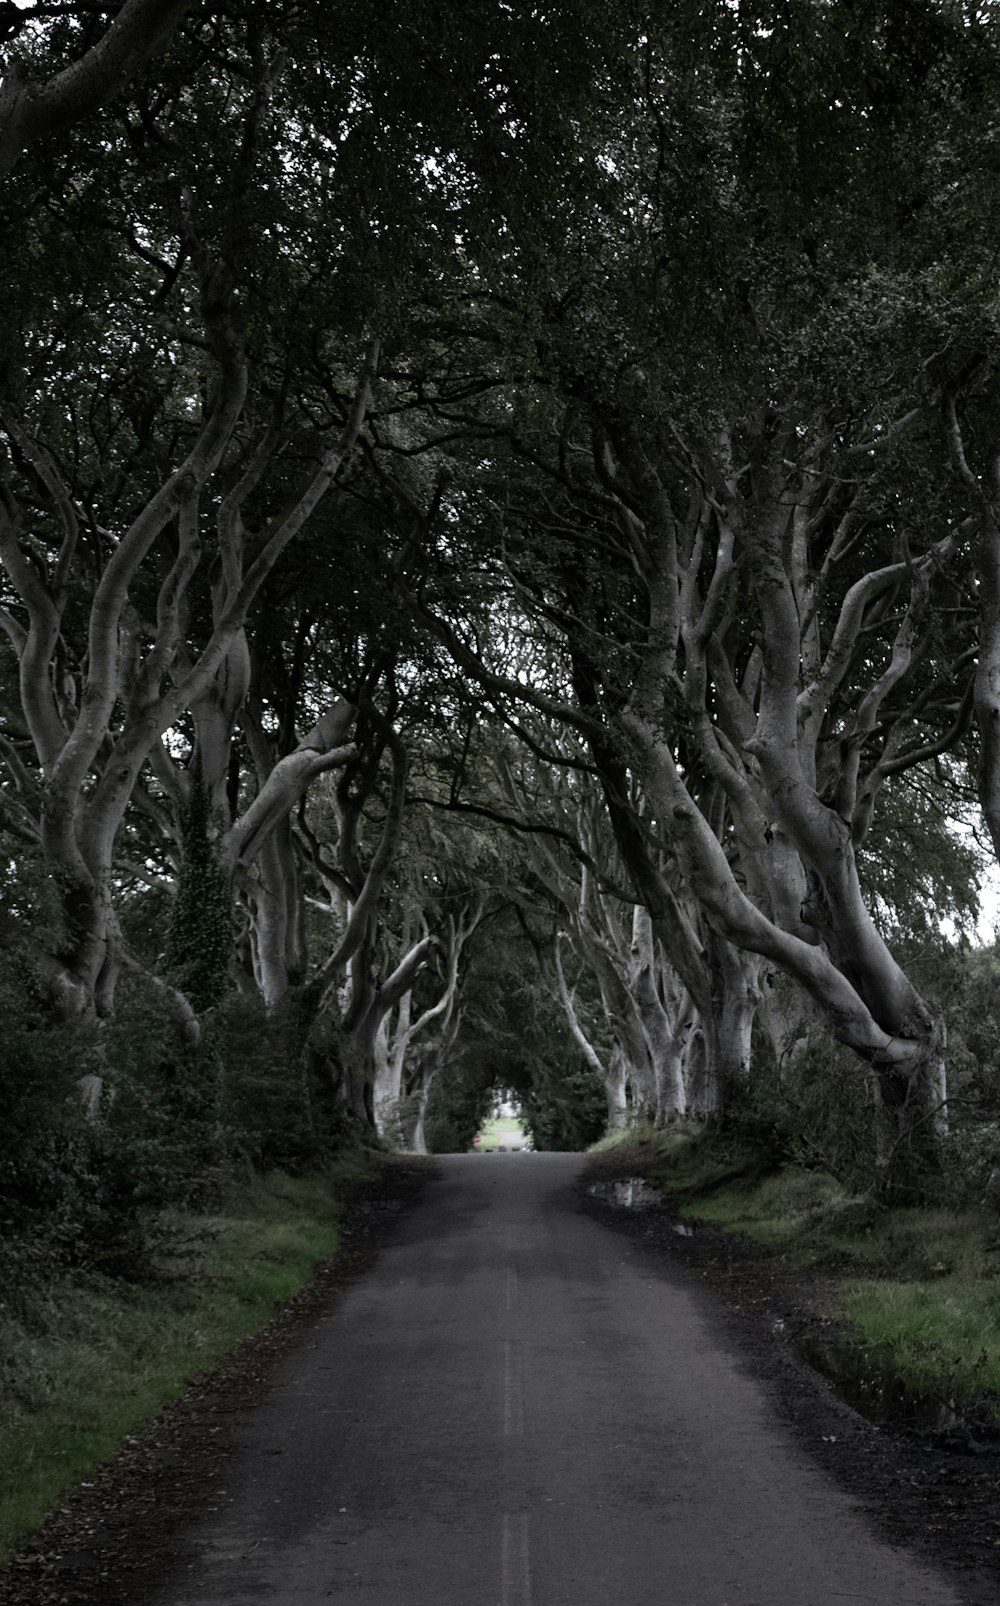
left=150, top=1158, right=958, bottom=1606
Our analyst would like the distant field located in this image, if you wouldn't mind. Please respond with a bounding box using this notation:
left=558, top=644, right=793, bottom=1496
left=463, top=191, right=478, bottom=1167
left=474, top=1114, right=527, bottom=1150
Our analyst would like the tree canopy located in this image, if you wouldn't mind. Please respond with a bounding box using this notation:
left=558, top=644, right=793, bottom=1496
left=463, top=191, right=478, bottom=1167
left=4, top=1, right=1000, bottom=1214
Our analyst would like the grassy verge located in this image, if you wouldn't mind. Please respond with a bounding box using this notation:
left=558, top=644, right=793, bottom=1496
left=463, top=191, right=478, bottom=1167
left=589, top=1124, right=1000, bottom=1413
left=0, top=1151, right=381, bottom=1565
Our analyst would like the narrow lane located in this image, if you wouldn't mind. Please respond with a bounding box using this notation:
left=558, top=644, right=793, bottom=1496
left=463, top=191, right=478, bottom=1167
left=152, top=1154, right=960, bottom=1606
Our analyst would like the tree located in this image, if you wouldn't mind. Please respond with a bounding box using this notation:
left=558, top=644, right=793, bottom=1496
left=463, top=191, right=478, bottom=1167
left=373, top=897, right=482, bottom=1149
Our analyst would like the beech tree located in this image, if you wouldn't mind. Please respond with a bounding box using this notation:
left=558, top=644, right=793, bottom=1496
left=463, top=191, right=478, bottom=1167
left=491, top=746, right=693, bottom=1125
left=0, top=222, right=376, bottom=1021
left=0, top=0, right=647, bottom=1010
left=371, top=892, right=483, bottom=1148
left=415, top=346, right=973, bottom=1199
left=0, top=9, right=403, bottom=1026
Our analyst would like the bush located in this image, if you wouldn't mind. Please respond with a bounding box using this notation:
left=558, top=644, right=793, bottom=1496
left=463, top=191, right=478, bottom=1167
left=0, top=967, right=361, bottom=1285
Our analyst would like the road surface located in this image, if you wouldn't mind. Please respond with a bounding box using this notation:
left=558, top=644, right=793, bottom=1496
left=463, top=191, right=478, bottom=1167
left=151, top=1153, right=960, bottom=1606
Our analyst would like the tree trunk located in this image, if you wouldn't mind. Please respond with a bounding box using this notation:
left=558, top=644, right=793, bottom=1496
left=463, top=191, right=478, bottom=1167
left=372, top=999, right=410, bottom=1140
left=246, top=820, right=307, bottom=1010
left=411, top=1075, right=433, bottom=1154
left=605, top=1046, right=629, bottom=1130
left=405, top=1051, right=439, bottom=1154
left=630, top=905, right=686, bottom=1121
left=622, top=707, right=949, bottom=1197
left=705, top=931, right=760, bottom=1094
left=683, top=1026, right=719, bottom=1116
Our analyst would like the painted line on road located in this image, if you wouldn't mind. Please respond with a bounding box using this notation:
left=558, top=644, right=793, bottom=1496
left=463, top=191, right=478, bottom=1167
left=501, top=1340, right=524, bottom=1438
left=499, top=1512, right=532, bottom=1606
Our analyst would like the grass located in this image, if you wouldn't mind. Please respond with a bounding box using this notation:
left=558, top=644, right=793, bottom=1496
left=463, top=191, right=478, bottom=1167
left=0, top=1158, right=381, bottom=1566
left=589, top=1123, right=1000, bottom=1412
left=844, top=1280, right=1000, bottom=1403
left=475, top=1113, right=527, bottom=1149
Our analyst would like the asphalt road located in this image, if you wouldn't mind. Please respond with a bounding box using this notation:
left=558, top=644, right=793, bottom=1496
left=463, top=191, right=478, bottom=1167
left=151, top=1153, right=960, bottom=1606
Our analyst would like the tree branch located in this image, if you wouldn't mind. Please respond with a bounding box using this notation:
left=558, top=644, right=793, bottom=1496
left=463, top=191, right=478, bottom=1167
left=0, top=0, right=193, bottom=177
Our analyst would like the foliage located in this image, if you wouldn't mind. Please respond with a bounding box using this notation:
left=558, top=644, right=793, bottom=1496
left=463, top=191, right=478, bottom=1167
left=590, top=1129, right=1000, bottom=1412
left=725, top=931, right=1000, bottom=1205
left=856, top=768, right=987, bottom=947
left=0, top=965, right=222, bottom=1282
left=0, top=951, right=357, bottom=1285
left=419, top=906, right=611, bottom=1152
left=0, top=954, right=100, bottom=1279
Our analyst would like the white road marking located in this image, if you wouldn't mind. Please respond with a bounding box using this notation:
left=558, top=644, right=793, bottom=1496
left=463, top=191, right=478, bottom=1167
left=499, top=1512, right=532, bottom=1606
left=502, top=1340, right=525, bottom=1438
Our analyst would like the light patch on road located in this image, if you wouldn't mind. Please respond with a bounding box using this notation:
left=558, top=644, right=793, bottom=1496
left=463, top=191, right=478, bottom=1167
left=505, top=1265, right=519, bottom=1312
left=499, top=1511, right=532, bottom=1606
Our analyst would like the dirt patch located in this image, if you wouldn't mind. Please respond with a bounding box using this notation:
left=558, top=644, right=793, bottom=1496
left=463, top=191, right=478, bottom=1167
left=0, top=1155, right=437, bottom=1606
left=580, top=1170, right=1000, bottom=1606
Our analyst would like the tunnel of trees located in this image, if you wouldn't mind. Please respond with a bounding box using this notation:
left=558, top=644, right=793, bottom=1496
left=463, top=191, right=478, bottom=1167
left=6, top=0, right=1000, bottom=1279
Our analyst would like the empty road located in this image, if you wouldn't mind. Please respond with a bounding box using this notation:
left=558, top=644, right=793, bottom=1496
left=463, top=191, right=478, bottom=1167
left=151, top=1154, right=960, bottom=1606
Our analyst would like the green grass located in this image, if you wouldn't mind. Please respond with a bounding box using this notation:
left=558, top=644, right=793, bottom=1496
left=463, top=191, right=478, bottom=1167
left=588, top=1123, right=1000, bottom=1413
left=475, top=1113, right=526, bottom=1149
left=0, top=1163, right=380, bottom=1565
left=844, top=1280, right=1000, bottom=1404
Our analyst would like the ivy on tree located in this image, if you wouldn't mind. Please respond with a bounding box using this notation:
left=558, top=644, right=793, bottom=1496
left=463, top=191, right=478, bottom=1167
left=163, top=785, right=233, bottom=1014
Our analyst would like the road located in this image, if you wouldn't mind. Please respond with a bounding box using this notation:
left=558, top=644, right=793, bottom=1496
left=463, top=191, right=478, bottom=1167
left=151, top=1153, right=960, bottom=1606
